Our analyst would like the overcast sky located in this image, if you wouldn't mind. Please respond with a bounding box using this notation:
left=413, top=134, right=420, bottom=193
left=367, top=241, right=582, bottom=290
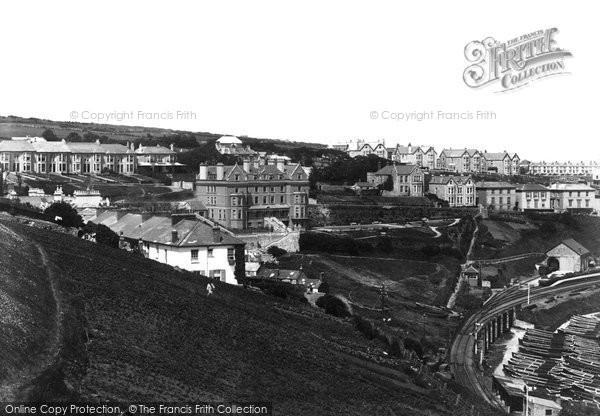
left=0, top=1, right=597, bottom=161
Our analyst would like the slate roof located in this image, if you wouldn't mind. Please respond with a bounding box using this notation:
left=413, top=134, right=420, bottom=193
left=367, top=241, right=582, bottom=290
left=559, top=238, right=591, bottom=256
left=110, top=215, right=244, bottom=247
left=373, top=164, right=418, bottom=176
left=441, top=149, right=472, bottom=158
left=483, top=152, right=509, bottom=161
left=135, top=145, right=175, bottom=154
left=475, top=181, right=516, bottom=189
left=429, top=175, right=472, bottom=185
left=256, top=268, right=308, bottom=282
left=548, top=183, right=595, bottom=191
left=515, top=183, right=549, bottom=192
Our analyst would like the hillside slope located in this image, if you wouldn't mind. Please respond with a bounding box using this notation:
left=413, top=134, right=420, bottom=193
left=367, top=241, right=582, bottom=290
left=0, top=216, right=478, bottom=416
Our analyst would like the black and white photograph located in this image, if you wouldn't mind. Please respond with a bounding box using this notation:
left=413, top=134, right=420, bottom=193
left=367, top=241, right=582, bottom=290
left=1, top=1, right=599, bottom=415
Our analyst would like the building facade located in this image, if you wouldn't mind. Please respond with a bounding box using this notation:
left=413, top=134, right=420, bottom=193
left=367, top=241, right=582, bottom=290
left=428, top=175, right=476, bottom=206
left=195, top=157, right=310, bottom=229
left=0, top=137, right=137, bottom=174
left=367, top=164, right=424, bottom=197
left=438, top=149, right=482, bottom=173
left=515, top=183, right=552, bottom=211
left=388, top=143, right=437, bottom=170
left=529, top=160, right=599, bottom=176
left=135, top=143, right=181, bottom=172
left=548, top=183, right=595, bottom=212
left=475, top=181, right=517, bottom=211
left=482, top=152, right=517, bottom=175
left=545, top=239, right=592, bottom=274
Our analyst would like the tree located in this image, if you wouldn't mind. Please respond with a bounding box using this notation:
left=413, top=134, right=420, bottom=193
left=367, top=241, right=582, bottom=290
left=267, top=246, right=287, bottom=258
left=65, top=132, right=83, bottom=142
left=44, top=202, right=83, bottom=227
left=380, top=175, right=394, bottom=192
left=42, top=129, right=59, bottom=141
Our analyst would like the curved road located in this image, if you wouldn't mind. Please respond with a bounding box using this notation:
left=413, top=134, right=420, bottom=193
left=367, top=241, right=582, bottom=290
left=450, top=273, right=600, bottom=408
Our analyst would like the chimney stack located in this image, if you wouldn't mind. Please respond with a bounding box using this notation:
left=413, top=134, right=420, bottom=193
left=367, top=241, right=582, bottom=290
left=171, top=230, right=178, bottom=243
left=170, top=143, right=175, bottom=151
left=212, top=226, right=221, bottom=243
left=243, top=158, right=250, bottom=172
left=276, top=157, right=285, bottom=172
left=199, top=163, right=208, bottom=180
left=216, top=163, right=224, bottom=180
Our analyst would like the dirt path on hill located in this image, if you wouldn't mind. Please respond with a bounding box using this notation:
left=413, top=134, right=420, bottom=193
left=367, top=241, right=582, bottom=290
left=0, top=225, right=63, bottom=401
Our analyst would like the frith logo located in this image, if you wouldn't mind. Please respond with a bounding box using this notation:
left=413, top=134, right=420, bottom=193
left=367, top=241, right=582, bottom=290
left=463, top=28, right=572, bottom=92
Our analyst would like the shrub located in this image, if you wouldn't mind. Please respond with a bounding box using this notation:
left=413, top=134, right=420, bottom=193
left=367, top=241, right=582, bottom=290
left=317, top=280, right=330, bottom=294
left=316, top=294, right=353, bottom=318
left=403, top=337, right=424, bottom=357
left=80, top=222, right=120, bottom=248
left=250, top=279, right=306, bottom=302
left=44, top=202, right=83, bottom=228
left=267, top=246, right=287, bottom=258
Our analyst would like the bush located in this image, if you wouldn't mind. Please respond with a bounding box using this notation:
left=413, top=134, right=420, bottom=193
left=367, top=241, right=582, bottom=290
left=250, top=279, right=306, bottom=302
left=317, top=280, right=330, bottom=294
left=267, top=246, right=287, bottom=258
left=403, top=337, right=424, bottom=357
left=44, top=202, right=83, bottom=227
left=316, top=294, right=353, bottom=318
left=80, top=222, right=120, bottom=248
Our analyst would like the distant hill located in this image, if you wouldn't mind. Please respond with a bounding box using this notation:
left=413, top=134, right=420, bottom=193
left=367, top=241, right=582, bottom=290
left=0, top=215, right=500, bottom=415
left=0, top=115, right=327, bottom=150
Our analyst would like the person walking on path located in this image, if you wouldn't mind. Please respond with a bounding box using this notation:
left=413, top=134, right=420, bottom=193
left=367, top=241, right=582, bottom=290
left=207, top=281, right=215, bottom=296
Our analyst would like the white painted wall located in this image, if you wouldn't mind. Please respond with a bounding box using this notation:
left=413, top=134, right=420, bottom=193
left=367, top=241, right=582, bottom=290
left=144, top=243, right=238, bottom=284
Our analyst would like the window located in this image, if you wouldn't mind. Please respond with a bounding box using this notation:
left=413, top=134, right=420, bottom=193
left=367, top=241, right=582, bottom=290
left=209, top=269, right=225, bottom=281
left=208, top=248, right=214, bottom=258
left=191, top=249, right=199, bottom=263
left=227, top=248, right=235, bottom=263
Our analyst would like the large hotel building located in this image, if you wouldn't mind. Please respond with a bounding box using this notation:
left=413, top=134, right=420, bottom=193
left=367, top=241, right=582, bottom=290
left=195, top=156, right=310, bottom=230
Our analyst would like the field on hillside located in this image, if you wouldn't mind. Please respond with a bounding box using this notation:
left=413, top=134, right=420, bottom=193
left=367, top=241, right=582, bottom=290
left=0, top=216, right=500, bottom=416
left=474, top=214, right=600, bottom=259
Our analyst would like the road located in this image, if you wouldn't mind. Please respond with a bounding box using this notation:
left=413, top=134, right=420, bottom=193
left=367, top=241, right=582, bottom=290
left=450, top=273, right=600, bottom=408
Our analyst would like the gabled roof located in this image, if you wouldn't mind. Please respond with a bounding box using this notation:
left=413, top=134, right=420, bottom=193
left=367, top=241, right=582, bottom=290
left=464, top=265, right=479, bottom=275
left=374, top=164, right=418, bottom=176
left=441, top=149, right=469, bottom=158
left=429, top=175, right=472, bottom=185
left=483, top=152, right=509, bottom=161
left=556, top=238, right=591, bottom=256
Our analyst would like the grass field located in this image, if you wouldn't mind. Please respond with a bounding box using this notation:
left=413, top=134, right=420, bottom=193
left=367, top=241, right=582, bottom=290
left=0, top=217, right=488, bottom=415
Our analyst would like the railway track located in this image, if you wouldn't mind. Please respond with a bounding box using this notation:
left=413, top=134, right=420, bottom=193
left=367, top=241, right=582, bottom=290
left=450, top=274, right=600, bottom=410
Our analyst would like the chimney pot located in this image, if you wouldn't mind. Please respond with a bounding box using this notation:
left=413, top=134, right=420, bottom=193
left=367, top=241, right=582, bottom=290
left=171, top=229, right=178, bottom=243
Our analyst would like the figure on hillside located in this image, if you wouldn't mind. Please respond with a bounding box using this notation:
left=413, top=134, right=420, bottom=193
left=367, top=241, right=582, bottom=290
left=207, top=282, right=215, bottom=296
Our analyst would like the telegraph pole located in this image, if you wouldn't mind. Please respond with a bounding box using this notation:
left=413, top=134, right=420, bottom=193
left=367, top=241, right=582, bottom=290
left=379, top=283, right=390, bottom=323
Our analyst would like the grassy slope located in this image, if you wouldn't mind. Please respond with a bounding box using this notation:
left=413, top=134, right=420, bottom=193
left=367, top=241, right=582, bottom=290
left=474, top=215, right=600, bottom=260
left=0, top=218, right=469, bottom=416
left=0, top=222, right=57, bottom=400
